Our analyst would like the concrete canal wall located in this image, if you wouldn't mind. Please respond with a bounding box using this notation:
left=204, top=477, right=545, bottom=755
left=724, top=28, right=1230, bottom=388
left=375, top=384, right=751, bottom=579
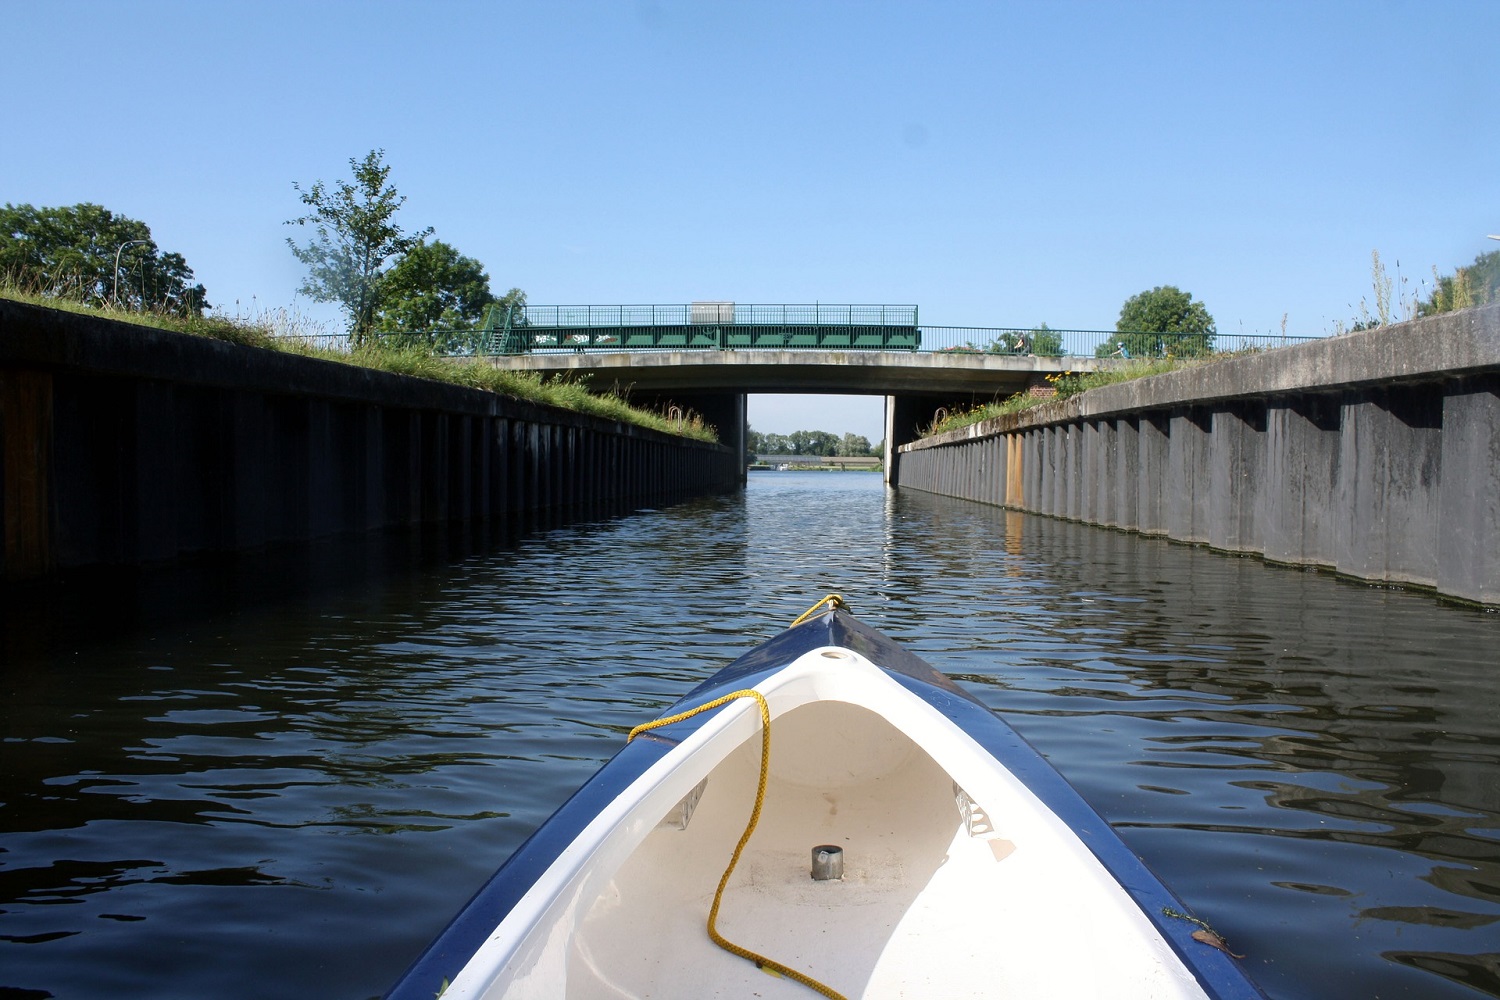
left=894, top=304, right=1500, bottom=607
left=0, top=300, right=740, bottom=581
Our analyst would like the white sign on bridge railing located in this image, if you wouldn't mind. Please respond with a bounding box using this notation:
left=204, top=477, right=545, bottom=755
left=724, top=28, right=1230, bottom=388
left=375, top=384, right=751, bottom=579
left=690, top=301, right=735, bottom=324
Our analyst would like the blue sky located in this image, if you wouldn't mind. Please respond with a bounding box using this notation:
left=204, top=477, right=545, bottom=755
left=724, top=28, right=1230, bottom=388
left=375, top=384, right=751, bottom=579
left=5, top=1, right=1496, bottom=442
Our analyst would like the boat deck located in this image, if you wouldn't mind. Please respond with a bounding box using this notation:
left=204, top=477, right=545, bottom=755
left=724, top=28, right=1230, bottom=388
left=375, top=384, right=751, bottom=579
left=560, top=694, right=1204, bottom=998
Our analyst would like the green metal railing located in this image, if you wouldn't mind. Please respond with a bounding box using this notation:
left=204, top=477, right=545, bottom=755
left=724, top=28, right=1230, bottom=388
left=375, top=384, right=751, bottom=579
left=276, top=306, right=1322, bottom=360
left=515, top=303, right=917, bottom=328
left=478, top=303, right=921, bottom=355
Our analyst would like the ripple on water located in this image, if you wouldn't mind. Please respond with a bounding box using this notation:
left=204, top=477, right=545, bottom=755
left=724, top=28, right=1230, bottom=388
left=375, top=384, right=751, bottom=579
left=1, top=473, right=1497, bottom=999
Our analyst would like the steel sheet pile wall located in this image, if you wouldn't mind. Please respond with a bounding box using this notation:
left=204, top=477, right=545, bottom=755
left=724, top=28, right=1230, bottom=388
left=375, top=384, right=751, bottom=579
left=895, top=305, right=1500, bottom=607
left=0, top=301, right=739, bottom=580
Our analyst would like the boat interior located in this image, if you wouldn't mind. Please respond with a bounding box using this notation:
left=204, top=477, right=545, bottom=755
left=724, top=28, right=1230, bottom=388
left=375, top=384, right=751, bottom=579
left=455, top=651, right=1208, bottom=999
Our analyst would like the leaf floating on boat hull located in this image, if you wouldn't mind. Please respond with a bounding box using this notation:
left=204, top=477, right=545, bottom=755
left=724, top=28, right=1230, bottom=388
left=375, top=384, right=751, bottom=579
left=1192, top=929, right=1246, bottom=960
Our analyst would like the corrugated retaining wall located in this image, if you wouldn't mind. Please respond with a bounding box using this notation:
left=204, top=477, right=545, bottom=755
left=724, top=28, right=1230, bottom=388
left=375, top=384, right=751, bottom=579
left=894, top=304, right=1500, bottom=608
left=0, top=300, right=740, bottom=580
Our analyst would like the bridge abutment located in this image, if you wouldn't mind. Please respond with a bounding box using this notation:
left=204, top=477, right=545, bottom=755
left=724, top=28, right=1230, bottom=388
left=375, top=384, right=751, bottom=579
left=625, top=390, right=746, bottom=484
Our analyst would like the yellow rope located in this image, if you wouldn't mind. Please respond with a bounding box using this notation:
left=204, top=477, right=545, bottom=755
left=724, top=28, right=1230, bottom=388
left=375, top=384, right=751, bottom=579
left=789, top=593, right=848, bottom=628
left=628, top=690, right=848, bottom=1000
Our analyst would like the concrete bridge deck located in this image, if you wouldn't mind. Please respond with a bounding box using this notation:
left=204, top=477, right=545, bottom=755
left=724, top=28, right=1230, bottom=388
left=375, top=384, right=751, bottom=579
left=484, top=349, right=1113, bottom=396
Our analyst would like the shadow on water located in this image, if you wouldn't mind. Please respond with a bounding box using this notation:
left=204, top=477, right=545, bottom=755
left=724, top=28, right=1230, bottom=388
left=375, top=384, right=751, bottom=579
left=0, top=493, right=759, bottom=1000
left=0, top=502, right=685, bottom=663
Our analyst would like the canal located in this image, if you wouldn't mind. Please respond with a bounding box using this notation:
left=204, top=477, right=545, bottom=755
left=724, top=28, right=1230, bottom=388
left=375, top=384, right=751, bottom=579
left=1, top=471, right=1497, bottom=999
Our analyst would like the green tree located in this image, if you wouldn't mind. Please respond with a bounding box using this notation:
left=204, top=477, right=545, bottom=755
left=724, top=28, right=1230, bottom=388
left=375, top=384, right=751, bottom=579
left=0, top=202, right=208, bottom=314
left=1099, top=285, right=1215, bottom=358
left=790, top=429, right=839, bottom=456
left=370, top=239, right=529, bottom=353
left=837, top=432, right=873, bottom=457
left=983, top=323, right=1064, bottom=357
left=745, top=428, right=764, bottom=465
left=1030, top=323, right=1065, bottom=357
left=759, top=432, right=791, bottom=455
left=286, top=149, right=432, bottom=345
left=373, top=239, right=492, bottom=337
left=984, top=331, right=1024, bottom=355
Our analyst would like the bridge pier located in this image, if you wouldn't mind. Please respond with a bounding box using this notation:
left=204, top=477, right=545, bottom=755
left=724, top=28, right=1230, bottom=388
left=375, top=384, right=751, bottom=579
left=885, top=389, right=1027, bottom=483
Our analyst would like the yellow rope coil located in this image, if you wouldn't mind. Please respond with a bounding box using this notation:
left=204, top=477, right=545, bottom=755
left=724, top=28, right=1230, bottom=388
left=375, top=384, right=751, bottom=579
left=628, top=690, right=848, bottom=1000
left=789, top=593, right=848, bottom=628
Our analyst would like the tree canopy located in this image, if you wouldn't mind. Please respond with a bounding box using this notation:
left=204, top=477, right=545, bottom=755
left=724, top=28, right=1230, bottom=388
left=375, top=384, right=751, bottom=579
left=1038, top=326, right=1065, bottom=356
left=837, top=432, right=873, bottom=456
left=0, top=202, right=208, bottom=314
left=286, top=149, right=431, bottom=344
left=747, top=428, right=879, bottom=457
left=370, top=238, right=522, bottom=352
left=1001, top=323, right=1064, bottom=357
left=1098, top=285, right=1215, bottom=358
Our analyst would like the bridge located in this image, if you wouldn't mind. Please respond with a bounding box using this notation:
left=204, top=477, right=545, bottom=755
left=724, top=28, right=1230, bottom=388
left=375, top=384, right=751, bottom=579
left=475, top=301, right=1279, bottom=358
left=752, top=454, right=882, bottom=470
left=489, top=346, right=1104, bottom=470
left=475, top=303, right=1314, bottom=471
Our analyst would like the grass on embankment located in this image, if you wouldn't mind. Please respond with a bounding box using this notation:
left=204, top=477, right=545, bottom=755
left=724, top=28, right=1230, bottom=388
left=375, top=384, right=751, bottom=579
left=921, top=358, right=1192, bottom=437
left=0, top=287, right=719, bottom=444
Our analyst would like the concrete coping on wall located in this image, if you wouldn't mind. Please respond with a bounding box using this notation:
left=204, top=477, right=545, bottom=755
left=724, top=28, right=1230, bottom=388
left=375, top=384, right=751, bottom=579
left=901, top=303, right=1500, bottom=452
left=0, top=298, right=729, bottom=451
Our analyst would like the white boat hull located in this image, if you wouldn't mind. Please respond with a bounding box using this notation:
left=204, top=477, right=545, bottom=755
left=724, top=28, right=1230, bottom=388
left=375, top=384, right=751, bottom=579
left=387, top=610, right=1262, bottom=1000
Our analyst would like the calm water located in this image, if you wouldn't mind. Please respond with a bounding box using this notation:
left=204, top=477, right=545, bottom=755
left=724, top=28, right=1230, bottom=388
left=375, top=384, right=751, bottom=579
left=2, top=472, right=1497, bottom=999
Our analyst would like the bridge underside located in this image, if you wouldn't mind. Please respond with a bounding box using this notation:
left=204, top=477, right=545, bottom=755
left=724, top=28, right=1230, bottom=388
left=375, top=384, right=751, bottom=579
left=488, top=349, right=1096, bottom=397
left=622, top=388, right=1011, bottom=479
left=483, top=350, right=1112, bottom=475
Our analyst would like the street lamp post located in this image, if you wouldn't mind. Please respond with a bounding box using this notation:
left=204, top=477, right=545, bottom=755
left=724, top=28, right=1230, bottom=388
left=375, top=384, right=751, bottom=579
left=113, top=240, right=151, bottom=306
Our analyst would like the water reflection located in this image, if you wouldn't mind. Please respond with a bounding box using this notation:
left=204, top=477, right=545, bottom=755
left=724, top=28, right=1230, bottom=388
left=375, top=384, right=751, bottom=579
left=878, top=489, right=1499, bottom=999
left=0, top=472, right=1497, bottom=999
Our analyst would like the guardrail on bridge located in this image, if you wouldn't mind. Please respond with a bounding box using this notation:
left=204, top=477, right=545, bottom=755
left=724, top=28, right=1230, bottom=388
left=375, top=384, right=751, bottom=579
left=271, top=304, right=1321, bottom=359
left=481, top=302, right=921, bottom=354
